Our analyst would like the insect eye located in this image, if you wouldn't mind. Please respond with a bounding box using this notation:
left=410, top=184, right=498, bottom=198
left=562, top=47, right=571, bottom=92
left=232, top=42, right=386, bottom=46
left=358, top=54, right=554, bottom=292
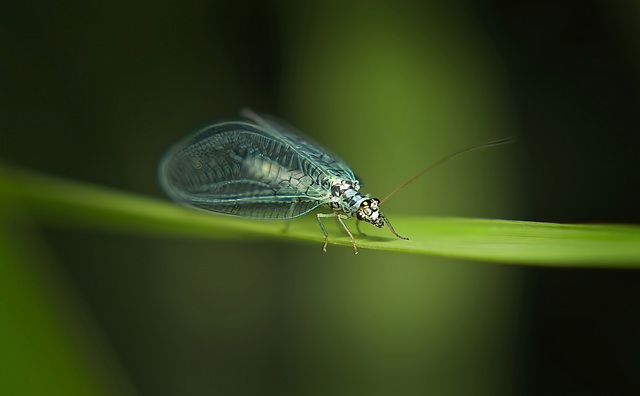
left=362, top=200, right=369, bottom=206
left=357, top=212, right=365, bottom=220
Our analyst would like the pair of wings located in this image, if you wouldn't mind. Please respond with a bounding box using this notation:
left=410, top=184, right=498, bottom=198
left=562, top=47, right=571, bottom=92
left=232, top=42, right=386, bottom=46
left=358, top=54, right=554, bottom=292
left=159, top=109, right=360, bottom=220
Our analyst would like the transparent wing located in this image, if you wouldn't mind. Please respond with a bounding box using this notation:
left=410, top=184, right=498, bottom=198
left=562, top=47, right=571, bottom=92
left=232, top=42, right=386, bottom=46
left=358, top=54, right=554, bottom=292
left=242, top=109, right=359, bottom=182
left=159, top=116, right=358, bottom=219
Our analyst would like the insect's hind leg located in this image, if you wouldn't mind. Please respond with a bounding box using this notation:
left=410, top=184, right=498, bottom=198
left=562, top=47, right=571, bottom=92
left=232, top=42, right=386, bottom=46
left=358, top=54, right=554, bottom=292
left=316, top=213, right=334, bottom=252
left=281, top=221, right=291, bottom=234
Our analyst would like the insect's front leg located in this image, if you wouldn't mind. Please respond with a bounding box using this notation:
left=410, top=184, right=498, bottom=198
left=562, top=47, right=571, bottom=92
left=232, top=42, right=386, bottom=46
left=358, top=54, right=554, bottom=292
left=336, top=215, right=358, bottom=255
left=316, top=213, right=359, bottom=254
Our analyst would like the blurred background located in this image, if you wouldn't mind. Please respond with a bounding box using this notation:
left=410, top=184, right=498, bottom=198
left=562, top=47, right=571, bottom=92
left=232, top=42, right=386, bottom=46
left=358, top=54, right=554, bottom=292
left=1, top=0, right=639, bottom=394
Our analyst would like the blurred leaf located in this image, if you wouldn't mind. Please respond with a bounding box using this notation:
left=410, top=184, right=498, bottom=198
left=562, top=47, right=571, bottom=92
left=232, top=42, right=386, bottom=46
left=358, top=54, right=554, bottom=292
left=3, top=165, right=640, bottom=268
left=0, top=168, right=134, bottom=395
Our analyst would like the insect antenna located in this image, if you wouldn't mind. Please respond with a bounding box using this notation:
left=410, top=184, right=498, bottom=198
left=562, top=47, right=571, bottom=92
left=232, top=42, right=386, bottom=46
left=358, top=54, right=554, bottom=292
left=380, top=136, right=516, bottom=204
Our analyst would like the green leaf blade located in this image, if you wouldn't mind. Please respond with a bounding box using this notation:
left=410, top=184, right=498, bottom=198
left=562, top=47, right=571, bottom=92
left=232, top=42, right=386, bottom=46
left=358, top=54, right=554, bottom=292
left=3, top=165, right=640, bottom=268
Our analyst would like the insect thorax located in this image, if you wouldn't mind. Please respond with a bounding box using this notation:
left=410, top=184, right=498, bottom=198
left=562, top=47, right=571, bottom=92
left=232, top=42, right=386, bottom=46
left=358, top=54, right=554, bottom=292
left=327, top=179, right=385, bottom=228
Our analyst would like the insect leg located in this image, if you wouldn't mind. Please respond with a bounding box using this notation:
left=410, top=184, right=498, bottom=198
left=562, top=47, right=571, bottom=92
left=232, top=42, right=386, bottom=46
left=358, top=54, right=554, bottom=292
left=381, top=213, right=409, bottom=240
left=336, top=215, right=359, bottom=255
left=316, top=213, right=335, bottom=252
left=355, top=220, right=367, bottom=237
left=281, top=221, right=291, bottom=234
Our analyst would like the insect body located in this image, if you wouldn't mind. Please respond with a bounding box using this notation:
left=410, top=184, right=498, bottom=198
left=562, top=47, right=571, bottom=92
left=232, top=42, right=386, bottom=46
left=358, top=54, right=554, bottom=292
left=159, top=109, right=406, bottom=254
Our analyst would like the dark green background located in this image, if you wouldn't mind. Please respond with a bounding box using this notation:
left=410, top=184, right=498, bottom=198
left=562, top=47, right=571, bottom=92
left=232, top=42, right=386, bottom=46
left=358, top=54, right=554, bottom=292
left=1, top=1, right=639, bottom=394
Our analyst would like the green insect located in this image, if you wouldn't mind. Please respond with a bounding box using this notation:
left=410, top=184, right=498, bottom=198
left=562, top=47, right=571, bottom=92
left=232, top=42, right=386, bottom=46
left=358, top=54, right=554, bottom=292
left=159, top=109, right=513, bottom=254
